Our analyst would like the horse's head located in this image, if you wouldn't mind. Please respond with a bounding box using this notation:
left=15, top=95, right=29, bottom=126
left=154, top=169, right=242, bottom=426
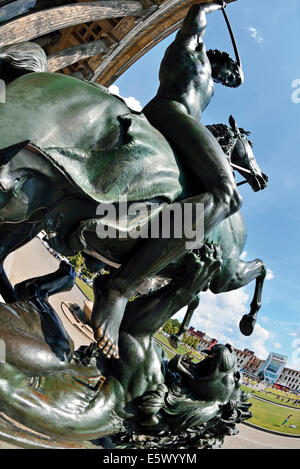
left=228, top=116, right=268, bottom=192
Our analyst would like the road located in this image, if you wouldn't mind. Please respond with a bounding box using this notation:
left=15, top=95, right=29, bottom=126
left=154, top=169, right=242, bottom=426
left=6, top=237, right=91, bottom=349
left=0, top=238, right=299, bottom=449
left=222, top=423, right=300, bottom=449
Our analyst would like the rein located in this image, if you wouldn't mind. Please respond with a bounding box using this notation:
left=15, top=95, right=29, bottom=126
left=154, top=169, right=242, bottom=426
left=228, top=145, right=252, bottom=188
left=229, top=162, right=251, bottom=187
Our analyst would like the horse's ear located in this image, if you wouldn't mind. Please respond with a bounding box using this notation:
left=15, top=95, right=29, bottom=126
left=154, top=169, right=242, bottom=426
left=229, top=115, right=240, bottom=134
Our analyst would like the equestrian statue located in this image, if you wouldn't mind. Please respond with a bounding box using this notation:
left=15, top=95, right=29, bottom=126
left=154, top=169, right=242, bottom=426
left=0, top=1, right=268, bottom=447
left=0, top=1, right=267, bottom=357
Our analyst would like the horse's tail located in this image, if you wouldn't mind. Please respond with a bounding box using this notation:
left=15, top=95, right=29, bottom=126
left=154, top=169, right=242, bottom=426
left=0, top=42, right=47, bottom=84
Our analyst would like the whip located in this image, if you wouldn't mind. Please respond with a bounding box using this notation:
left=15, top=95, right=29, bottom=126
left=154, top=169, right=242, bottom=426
left=221, top=4, right=244, bottom=83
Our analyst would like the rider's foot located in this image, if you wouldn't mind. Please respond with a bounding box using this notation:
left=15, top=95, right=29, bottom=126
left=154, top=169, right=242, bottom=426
left=91, top=275, right=129, bottom=359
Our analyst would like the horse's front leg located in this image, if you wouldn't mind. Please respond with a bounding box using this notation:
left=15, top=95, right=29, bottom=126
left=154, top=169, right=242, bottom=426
left=210, top=258, right=266, bottom=336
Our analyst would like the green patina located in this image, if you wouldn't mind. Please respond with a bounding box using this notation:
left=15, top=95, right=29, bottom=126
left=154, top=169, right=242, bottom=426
left=0, top=72, right=185, bottom=204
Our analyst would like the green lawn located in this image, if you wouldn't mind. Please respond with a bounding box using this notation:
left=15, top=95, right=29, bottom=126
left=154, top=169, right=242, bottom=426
left=247, top=396, right=300, bottom=436
left=154, top=331, right=204, bottom=363
left=242, top=385, right=300, bottom=409
left=75, top=277, right=94, bottom=301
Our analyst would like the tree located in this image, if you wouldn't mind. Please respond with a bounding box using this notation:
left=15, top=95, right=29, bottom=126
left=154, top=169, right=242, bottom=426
left=170, top=318, right=181, bottom=330
left=181, top=333, right=199, bottom=350
left=191, top=337, right=200, bottom=350
left=81, top=265, right=95, bottom=280
left=182, top=332, right=192, bottom=346
left=163, top=319, right=173, bottom=335
left=68, top=253, right=84, bottom=272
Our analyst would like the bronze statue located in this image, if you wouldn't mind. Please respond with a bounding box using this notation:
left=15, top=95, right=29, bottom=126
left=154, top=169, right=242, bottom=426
left=0, top=1, right=269, bottom=448
left=0, top=2, right=267, bottom=360
left=0, top=249, right=251, bottom=448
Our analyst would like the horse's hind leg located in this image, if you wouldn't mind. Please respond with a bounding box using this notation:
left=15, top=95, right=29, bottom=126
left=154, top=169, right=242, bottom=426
left=0, top=222, right=43, bottom=302
left=239, top=261, right=266, bottom=336
left=210, top=258, right=266, bottom=336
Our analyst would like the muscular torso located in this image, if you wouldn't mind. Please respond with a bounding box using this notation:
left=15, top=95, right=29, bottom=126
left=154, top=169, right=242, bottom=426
left=110, top=333, right=165, bottom=417
left=0, top=302, right=165, bottom=438
left=156, top=34, right=214, bottom=120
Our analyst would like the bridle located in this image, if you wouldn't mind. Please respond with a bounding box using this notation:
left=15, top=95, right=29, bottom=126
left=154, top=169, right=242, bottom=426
left=227, top=134, right=253, bottom=187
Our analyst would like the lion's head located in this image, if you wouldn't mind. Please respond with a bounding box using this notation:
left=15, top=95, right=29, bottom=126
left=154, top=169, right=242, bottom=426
left=168, top=343, right=242, bottom=404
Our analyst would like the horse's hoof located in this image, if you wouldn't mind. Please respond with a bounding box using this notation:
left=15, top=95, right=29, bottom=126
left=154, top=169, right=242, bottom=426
left=239, top=314, right=256, bottom=336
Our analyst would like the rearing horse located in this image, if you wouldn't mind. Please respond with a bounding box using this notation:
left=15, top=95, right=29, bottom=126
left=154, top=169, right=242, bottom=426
left=0, top=71, right=267, bottom=358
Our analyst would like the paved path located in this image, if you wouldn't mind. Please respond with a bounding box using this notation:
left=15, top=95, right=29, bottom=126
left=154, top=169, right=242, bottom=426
left=1, top=238, right=300, bottom=449
left=7, top=238, right=91, bottom=349
left=222, top=423, right=300, bottom=449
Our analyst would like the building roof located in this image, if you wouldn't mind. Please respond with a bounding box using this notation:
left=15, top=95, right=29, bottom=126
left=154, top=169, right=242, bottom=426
left=0, top=0, right=237, bottom=85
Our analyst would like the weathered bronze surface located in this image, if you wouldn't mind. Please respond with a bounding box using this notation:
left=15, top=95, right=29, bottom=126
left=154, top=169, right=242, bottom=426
left=0, top=253, right=252, bottom=448
left=0, top=1, right=267, bottom=447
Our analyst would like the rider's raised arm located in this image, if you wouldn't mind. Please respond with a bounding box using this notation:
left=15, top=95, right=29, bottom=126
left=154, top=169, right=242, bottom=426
left=176, top=2, right=226, bottom=48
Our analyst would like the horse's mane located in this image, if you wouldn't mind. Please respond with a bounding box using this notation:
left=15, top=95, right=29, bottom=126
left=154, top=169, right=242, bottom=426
left=114, top=377, right=252, bottom=449
left=206, top=123, right=252, bottom=156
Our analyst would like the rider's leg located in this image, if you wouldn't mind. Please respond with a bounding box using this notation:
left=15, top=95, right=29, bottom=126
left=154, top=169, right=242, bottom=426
left=116, top=100, right=242, bottom=277
left=144, top=99, right=242, bottom=216
left=120, top=245, right=222, bottom=339
left=92, top=102, right=242, bottom=356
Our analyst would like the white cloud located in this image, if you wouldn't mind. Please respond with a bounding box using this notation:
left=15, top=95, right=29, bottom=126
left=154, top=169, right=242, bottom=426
left=274, top=342, right=282, bottom=349
left=248, top=27, right=263, bottom=44
left=108, top=85, right=142, bottom=112
left=289, top=332, right=297, bottom=336
left=266, top=269, right=274, bottom=280
left=287, top=349, right=300, bottom=372
left=174, top=287, right=270, bottom=360
left=240, top=251, right=247, bottom=260
left=260, top=315, right=270, bottom=324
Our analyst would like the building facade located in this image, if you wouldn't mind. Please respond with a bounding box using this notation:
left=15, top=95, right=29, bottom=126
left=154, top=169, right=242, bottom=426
left=188, top=328, right=218, bottom=351
left=257, top=352, right=288, bottom=384
left=233, top=348, right=265, bottom=374
left=184, top=329, right=300, bottom=388
left=276, top=368, right=300, bottom=393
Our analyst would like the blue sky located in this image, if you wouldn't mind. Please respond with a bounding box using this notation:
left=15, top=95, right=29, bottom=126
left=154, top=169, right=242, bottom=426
left=112, top=0, right=300, bottom=369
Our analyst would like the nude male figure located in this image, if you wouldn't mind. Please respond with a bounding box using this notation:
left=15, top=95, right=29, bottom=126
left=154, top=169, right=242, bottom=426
left=92, top=1, right=244, bottom=358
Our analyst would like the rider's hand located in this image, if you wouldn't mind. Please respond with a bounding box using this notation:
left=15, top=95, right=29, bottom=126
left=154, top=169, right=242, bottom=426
left=217, top=0, right=227, bottom=8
